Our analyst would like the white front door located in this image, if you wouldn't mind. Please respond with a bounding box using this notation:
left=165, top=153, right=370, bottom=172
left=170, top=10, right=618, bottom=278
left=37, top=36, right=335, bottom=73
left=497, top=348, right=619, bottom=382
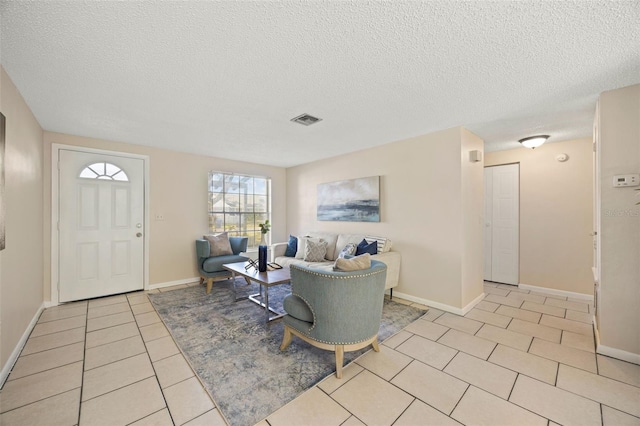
left=484, top=164, right=519, bottom=285
left=58, top=149, right=145, bottom=302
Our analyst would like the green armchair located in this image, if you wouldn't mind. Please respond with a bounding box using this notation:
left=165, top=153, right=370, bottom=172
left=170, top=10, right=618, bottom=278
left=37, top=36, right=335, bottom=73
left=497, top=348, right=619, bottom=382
left=279, top=260, right=387, bottom=378
left=196, top=237, right=249, bottom=294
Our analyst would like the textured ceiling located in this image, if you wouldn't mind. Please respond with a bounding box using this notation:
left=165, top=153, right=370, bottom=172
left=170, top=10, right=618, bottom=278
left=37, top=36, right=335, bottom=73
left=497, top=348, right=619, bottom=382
left=1, top=1, right=639, bottom=167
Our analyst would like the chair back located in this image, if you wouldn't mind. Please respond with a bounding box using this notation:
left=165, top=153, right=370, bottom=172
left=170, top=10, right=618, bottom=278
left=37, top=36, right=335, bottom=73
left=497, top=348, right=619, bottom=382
left=289, top=260, right=387, bottom=344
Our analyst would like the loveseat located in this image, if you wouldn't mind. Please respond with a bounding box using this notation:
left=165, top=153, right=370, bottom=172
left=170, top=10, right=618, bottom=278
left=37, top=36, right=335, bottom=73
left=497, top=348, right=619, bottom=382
left=272, top=232, right=400, bottom=296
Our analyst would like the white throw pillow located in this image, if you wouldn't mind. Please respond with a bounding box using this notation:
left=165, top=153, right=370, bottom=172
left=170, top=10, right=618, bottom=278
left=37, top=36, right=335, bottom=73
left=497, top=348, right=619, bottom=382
left=337, top=242, right=357, bottom=259
left=295, top=236, right=321, bottom=259
left=335, top=234, right=365, bottom=257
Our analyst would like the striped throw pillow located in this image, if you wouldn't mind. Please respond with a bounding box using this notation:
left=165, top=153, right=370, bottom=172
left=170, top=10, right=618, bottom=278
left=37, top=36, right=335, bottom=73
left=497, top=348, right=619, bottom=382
left=365, top=235, right=392, bottom=253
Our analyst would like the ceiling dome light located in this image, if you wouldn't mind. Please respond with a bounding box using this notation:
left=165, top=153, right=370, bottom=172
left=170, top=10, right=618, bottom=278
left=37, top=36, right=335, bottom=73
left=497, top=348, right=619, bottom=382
left=519, top=135, right=550, bottom=149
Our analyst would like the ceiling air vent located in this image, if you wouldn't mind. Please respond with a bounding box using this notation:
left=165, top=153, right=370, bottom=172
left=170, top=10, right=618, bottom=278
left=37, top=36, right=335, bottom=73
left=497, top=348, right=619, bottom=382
left=290, top=113, right=322, bottom=126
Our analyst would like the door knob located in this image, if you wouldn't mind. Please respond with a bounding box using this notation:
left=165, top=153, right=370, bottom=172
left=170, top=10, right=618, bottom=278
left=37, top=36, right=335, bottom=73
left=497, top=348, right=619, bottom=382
left=136, top=232, right=143, bottom=238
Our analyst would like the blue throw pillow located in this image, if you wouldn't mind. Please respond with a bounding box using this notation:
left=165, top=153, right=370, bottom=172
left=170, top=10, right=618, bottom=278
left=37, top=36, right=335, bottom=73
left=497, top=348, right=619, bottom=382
left=355, top=238, right=377, bottom=256
left=284, top=235, right=298, bottom=257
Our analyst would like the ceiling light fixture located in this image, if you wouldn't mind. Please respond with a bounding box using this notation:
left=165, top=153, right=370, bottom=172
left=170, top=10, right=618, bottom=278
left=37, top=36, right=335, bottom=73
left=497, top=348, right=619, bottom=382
left=290, top=113, right=322, bottom=126
left=518, top=135, right=550, bottom=149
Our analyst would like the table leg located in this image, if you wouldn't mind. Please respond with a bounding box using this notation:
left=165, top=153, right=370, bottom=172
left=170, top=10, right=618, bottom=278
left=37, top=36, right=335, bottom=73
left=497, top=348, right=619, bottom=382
left=264, top=284, right=269, bottom=324
left=233, top=271, right=251, bottom=302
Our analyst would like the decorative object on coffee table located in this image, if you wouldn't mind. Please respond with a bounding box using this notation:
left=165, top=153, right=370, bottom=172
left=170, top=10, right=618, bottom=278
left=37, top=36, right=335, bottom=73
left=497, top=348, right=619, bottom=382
left=258, top=220, right=270, bottom=272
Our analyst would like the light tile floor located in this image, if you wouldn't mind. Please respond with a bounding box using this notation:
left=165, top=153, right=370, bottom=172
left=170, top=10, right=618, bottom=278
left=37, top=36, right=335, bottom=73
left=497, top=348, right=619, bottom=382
left=1, top=281, right=639, bottom=426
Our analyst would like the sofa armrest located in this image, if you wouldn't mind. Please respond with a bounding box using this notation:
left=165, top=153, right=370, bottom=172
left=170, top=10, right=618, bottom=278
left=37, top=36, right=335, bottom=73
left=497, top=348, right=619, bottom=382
left=196, top=239, right=210, bottom=259
left=371, top=251, right=401, bottom=290
left=271, top=242, right=288, bottom=261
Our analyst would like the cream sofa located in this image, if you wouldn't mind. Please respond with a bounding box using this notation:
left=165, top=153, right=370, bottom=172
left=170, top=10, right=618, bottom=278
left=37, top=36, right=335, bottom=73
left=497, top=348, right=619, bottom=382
left=271, top=232, right=401, bottom=296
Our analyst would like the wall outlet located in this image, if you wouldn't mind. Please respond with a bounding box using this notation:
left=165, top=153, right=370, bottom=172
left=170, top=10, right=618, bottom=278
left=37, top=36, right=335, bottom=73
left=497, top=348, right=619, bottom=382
left=155, top=214, right=165, bottom=221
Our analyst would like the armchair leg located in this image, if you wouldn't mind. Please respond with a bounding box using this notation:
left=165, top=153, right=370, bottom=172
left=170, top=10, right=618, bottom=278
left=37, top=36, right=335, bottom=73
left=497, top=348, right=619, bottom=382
left=280, top=325, right=293, bottom=351
left=372, top=338, right=380, bottom=352
left=335, top=345, right=345, bottom=379
left=206, top=278, right=214, bottom=294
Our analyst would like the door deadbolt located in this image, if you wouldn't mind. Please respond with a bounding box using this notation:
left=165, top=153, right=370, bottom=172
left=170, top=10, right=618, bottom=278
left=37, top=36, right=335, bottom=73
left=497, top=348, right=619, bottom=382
left=136, top=232, right=143, bottom=238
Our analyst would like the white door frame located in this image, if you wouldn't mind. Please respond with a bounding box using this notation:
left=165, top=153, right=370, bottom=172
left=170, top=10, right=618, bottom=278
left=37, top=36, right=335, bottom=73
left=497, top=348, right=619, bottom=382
left=51, top=143, right=150, bottom=306
left=484, top=163, right=520, bottom=285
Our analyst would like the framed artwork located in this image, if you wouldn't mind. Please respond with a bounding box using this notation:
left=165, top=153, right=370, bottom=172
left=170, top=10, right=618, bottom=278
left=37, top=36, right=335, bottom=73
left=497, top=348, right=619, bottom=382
left=317, top=176, right=380, bottom=222
left=0, top=112, right=5, bottom=250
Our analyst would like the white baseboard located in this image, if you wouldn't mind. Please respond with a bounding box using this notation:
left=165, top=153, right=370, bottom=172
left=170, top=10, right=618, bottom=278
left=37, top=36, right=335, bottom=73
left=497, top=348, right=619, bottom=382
left=392, top=291, right=486, bottom=316
left=149, top=277, right=200, bottom=290
left=1, top=303, right=46, bottom=388
left=593, top=321, right=640, bottom=365
left=518, top=283, right=593, bottom=302
left=462, top=292, right=487, bottom=315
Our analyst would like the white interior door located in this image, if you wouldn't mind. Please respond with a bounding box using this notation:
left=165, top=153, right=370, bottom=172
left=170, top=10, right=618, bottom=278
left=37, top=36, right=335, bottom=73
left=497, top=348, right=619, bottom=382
left=484, top=164, right=519, bottom=285
left=59, top=150, right=145, bottom=302
left=483, top=167, right=494, bottom=280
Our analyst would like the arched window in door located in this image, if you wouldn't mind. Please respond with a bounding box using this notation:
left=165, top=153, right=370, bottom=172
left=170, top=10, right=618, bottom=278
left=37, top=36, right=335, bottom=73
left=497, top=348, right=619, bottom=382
left=79, top=162, right=129, bottom=181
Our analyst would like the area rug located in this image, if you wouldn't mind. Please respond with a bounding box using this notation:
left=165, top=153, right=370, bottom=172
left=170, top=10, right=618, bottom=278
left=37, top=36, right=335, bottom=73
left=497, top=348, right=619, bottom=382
left=149, top=278, right=425, bottom=426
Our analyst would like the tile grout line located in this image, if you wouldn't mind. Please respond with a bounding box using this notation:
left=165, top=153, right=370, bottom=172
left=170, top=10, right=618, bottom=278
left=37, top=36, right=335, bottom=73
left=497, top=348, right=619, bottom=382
left=322, top=368, right=370, bottom=424
left=4, top=350, right=85, bottom=383
left=140, top=289, right=227, bottom=425
left=129, top=295, right=179, bottom=426
left=0, top=306, right=87, bottom=416
left=10, top=337, right=85, bottom=360
left=356, top=359, right=462, bottom=423
left=77, top=300, right=90, bottom=425
left=446, top=383, right=470, bottom=418
left=388, top=396, right=417, bottom=426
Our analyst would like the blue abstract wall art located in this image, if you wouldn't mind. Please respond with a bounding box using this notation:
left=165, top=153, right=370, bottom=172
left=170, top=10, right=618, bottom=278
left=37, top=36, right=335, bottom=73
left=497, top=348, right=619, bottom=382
left=317, top=176, right=380, bottom=222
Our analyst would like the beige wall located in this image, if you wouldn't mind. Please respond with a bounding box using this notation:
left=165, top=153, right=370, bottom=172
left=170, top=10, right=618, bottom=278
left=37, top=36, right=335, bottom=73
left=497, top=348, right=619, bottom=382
left=597, top=84, right=640, bottom=357
left=485, top=138, right=593, bottom=295
left=286, top=126, right=484, bottom=310
left=0, top=67, right=45, bottom=367
left=460, top=129, right=485, bottom=306
left=42, top=133, right=287, bottom=300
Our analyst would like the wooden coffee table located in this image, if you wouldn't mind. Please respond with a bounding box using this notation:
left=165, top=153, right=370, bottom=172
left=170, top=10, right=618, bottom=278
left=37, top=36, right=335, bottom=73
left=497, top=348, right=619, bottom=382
left=223, top=261, right=291, bottom=323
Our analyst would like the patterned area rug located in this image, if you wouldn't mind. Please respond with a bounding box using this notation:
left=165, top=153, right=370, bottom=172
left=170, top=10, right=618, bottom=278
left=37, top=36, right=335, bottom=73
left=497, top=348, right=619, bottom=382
left=149, top=278, right=425, bottom=426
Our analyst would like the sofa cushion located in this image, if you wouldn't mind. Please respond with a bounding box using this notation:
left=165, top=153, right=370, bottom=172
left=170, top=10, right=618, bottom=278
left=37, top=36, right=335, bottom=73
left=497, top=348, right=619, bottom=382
left=284, top=235, right=298, bottom=257
left=334, top=253, right=372, bottom=271
left=275, top=256, right=333, bottom=269
left=307, top=232, right=339, bottom=260
left=304, top=239, right=327, bottom=262
left=356, top=239, right=378, bottom=256
left=202, top=254, right=249, bottom=273
left=283, top=294, right=314, bottom=323
left=203, top=233, right=233, bottom=256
